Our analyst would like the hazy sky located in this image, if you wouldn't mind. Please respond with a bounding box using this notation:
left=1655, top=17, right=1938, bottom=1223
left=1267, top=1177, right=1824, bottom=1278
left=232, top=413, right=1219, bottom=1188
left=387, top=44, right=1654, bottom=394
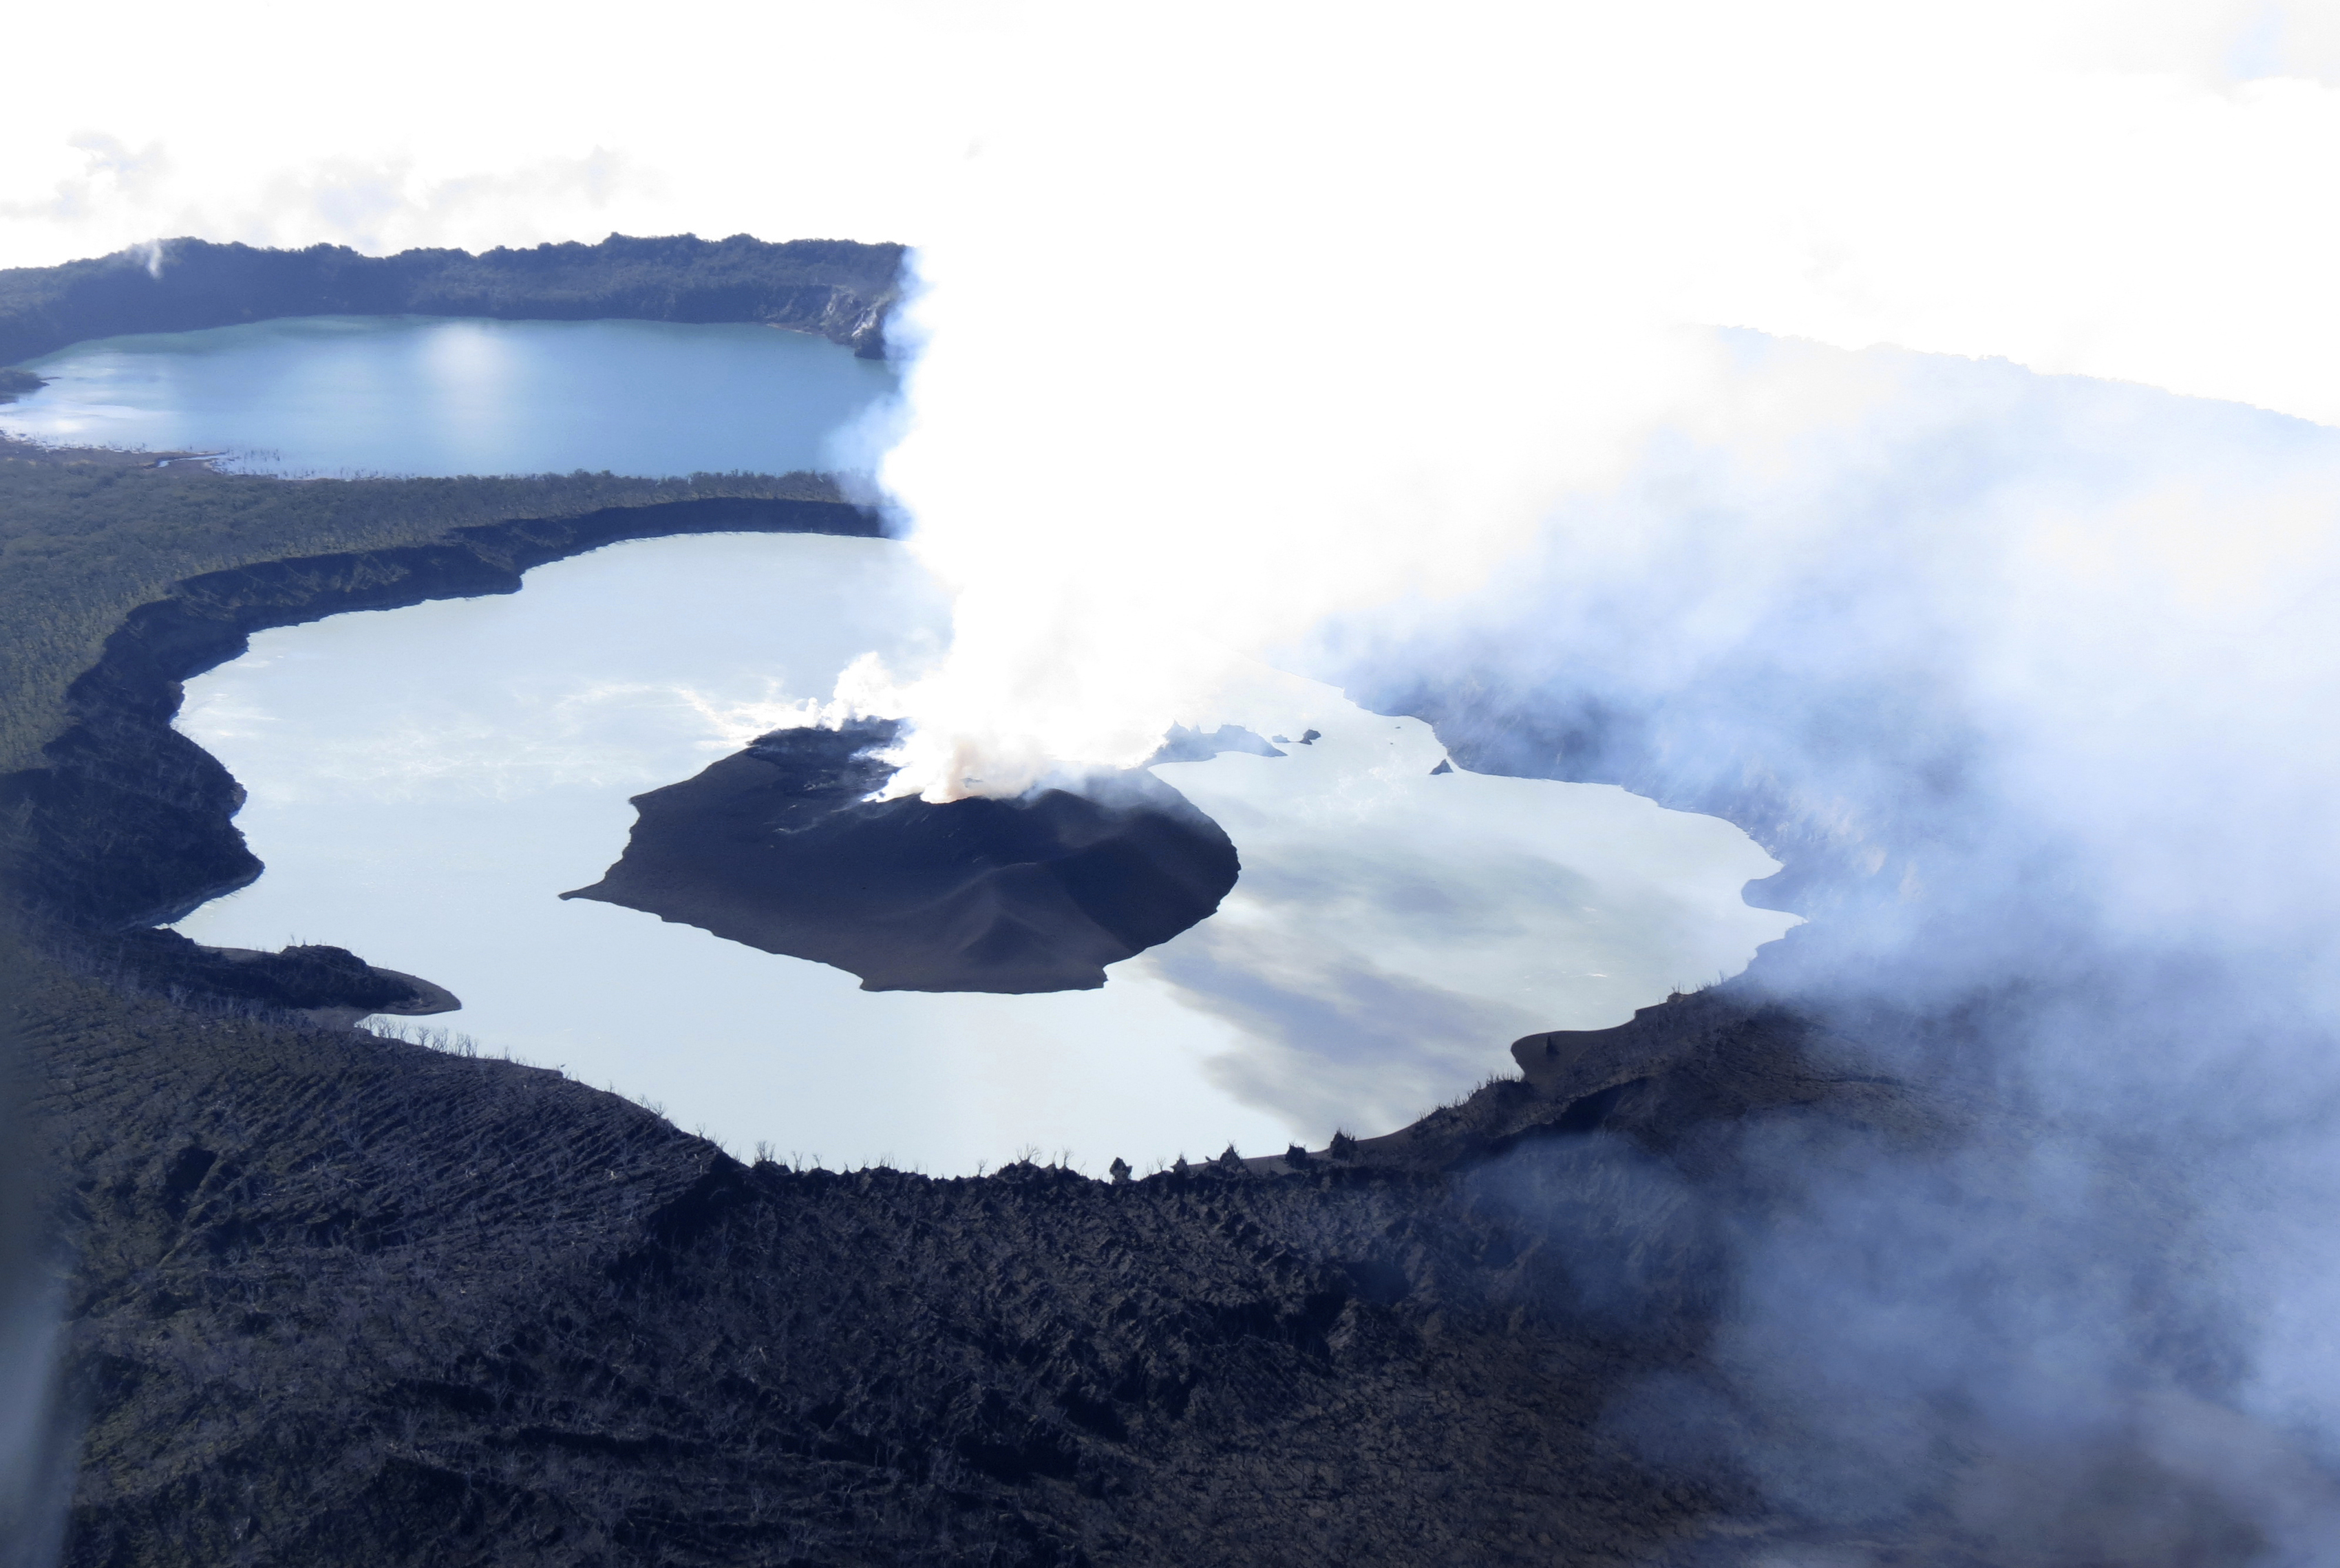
left=6, top=1, right=2337, bottom=418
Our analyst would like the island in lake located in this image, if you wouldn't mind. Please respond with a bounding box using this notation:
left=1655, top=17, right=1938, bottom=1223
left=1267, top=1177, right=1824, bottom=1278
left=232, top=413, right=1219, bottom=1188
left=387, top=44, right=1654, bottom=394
left=3, top=233, right=2220, bottom=1568
left=562, top=719, right=1248, bottom=993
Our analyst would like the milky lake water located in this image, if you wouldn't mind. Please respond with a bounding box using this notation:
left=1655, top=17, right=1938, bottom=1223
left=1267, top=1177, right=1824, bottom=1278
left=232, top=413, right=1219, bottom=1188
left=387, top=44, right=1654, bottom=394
left=1, top=314, right=897, bottom=475
left=172, top=533, right=1795, bottom=1172
left=18, top=313, right=1797, bottom=1173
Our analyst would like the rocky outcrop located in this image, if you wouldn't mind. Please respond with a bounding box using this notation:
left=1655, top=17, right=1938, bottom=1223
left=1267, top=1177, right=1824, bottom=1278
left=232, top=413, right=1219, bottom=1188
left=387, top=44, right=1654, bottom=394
left=85, top=929, right=460, bottom=1024
left=1236, top=964, right=1944, bottom=1180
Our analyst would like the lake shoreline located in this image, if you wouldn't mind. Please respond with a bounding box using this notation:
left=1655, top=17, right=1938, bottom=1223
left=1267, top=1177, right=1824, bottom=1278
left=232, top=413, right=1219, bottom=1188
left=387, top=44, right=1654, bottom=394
left=3, top=488, right=882, bottom=1007
left=6, top=454, right=1856, bottom=1173
left=6, top=433, right=1946, bottom=1565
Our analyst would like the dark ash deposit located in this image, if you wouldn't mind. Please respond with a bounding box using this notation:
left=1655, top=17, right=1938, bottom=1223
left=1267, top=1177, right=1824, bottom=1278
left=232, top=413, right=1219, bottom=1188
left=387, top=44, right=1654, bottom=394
left=563, top=721, right=1243, bottom=994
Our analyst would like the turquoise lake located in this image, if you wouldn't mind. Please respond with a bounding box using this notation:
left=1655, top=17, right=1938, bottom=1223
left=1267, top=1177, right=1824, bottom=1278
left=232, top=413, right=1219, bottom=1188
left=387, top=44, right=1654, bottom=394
left=0, top=314, right=898, bottom=477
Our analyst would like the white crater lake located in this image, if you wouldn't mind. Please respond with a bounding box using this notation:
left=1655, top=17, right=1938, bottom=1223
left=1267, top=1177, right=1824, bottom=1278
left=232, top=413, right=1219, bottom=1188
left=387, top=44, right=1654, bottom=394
left=1, top=314, right=897, bottom=476
left=173, top=530, right=1798, bottom=1174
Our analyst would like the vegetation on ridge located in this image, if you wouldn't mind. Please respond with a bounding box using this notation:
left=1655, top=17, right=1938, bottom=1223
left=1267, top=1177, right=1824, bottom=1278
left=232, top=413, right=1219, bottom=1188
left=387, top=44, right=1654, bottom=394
left=0, top=233, right=906, bottom=366
left=0, top=438, right=837, bottom=773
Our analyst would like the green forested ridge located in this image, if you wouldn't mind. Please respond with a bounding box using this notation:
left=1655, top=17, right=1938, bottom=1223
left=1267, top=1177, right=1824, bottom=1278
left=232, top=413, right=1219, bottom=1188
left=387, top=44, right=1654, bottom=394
left=0, top=233, right=906, bottom=365
left=0, top=438, right=836, bottom=772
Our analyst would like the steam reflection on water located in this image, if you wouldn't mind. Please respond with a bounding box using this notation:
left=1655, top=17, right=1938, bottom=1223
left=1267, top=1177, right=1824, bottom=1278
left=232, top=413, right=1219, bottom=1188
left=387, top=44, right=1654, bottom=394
left=173, top=532, right=1795, bottom=1174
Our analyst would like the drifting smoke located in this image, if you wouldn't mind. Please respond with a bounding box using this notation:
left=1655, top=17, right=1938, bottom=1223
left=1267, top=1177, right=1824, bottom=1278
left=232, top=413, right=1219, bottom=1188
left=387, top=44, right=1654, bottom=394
left=853, top=0, right=2340, bottom=1552
left=863, top=0, right=2340, bottom=799
left=1338, top=343, right=2340, bottom=1550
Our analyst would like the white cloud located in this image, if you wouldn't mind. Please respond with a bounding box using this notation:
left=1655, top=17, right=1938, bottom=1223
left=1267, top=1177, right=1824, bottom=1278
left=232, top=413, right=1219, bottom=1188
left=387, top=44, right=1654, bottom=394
left=0, top=1, right=986, bottom=266
left=811, top=0, right=2340, bottom=799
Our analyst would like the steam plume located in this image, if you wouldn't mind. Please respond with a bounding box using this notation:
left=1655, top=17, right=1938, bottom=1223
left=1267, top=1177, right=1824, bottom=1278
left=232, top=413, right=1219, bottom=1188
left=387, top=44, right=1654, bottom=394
left=854, top=2, right=2340, bottom=1547
left=862, top=0, right=2340, bottom=797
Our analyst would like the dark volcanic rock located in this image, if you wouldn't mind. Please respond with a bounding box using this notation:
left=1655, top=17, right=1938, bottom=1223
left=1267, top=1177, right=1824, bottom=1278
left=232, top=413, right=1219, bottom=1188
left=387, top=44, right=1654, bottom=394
left=21, top=952, right=1889, bottom=1568
left=562, top=721, right=1241, bottom=993
left=96, top=928, right=460, bottom=1023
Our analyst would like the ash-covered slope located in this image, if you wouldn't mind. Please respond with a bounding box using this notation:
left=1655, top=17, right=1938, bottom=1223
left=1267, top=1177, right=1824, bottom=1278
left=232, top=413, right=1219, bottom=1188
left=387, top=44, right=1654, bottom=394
left=19, top=943, right=1933, bottom=1568
left=562, top=721, right=1240, bottom=994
